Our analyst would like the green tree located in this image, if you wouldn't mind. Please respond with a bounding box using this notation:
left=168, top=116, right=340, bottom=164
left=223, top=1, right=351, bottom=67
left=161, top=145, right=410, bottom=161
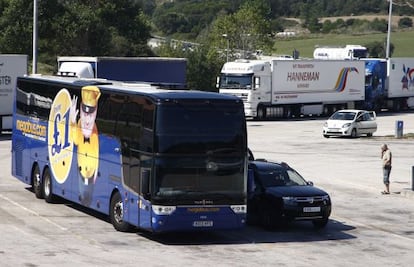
left=151, top=0, right=242, bottom=40
left=209, top=0, right=273, bottom=59
left=0, top=0, right=152, bottom=65
left=155, top=41, right=222, bottom=91
left=0, top=0, right=34, bottom=54
left=365, top=40, right=394, bottom=58
left=186, top=45, right=222, bottom=91
left=399, top=17, right=413, bottom=28
left=322, top=20, right=334, bottom=33
left=306, top=17, right=322, bottom=33
left=370, top=18, right=388, bottom=33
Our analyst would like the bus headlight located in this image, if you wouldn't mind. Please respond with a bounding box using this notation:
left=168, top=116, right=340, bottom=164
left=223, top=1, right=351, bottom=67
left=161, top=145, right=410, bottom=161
left=231, top=205, right=247, bottom=214
left=152, top=205, right=176, bottom=215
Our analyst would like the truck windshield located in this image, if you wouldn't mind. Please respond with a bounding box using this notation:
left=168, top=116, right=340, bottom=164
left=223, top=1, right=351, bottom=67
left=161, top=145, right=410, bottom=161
left=219, top=74, right=252, bottom=89
left=353, top=49, right=368, bottom=59
left=153, top=100, right=247, bottom=204
left=365, top=74, right=372, bottom=86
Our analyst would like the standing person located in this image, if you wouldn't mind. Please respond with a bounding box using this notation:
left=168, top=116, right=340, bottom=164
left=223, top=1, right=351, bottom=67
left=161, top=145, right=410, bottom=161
left=381, top=144, right=392, bottom=194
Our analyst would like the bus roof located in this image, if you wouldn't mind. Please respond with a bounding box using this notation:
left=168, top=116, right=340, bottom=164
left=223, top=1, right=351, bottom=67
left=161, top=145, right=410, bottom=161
left=18, top=75, right=242, bottom=102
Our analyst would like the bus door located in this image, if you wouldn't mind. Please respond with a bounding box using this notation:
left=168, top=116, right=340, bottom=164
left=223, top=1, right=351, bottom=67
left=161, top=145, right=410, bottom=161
left=122, top=147, right=141, bottom=226
left=122, top=148, right=152, bottom=229
left=138, top=168, right=152, bottom=230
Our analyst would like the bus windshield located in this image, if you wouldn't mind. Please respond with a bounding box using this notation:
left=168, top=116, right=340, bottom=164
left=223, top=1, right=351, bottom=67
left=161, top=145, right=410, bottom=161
left=153, top=100, right=246, bottom=204
left=153, top=156, right=244, bottom=204
left=219, top=74, right=252, bottom=89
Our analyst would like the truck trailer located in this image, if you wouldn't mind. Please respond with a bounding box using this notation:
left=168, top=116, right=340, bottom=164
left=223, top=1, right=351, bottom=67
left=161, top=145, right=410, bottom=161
left=57, top=56, right=187, bottom=88
left=0, top=54, right=27, bottom=132
left=217, top=59, right=365, bottom=119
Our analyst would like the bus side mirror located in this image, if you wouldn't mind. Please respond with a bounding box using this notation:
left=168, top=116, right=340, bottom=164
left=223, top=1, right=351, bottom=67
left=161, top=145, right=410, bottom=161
left=216, top=77, right=220, bottom=88
left=141, top=169, right=150, bottom=199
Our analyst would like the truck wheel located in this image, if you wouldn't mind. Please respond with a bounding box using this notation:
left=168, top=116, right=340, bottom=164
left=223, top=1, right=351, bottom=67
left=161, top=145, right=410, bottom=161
left=110, top=192, right=132, bottom=232
left=42, top=168, right=55, bottom=203
left=256, top=106, right=266, bottom=120
left=32, top=165, right=43, bottom=199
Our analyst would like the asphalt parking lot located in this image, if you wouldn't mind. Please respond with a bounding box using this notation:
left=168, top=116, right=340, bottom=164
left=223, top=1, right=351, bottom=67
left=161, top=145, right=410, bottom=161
left=247, top=112, right=414, bottom=198
left=1, top=111, right=414, bottom=266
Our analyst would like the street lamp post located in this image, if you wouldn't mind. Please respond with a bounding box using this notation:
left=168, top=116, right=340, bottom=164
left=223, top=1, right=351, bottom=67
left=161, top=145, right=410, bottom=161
left=33, top=0, right=38, bottom=74
left=222, top=34, right=229, bottom=62
left=386, top=0, right=393, bottom=59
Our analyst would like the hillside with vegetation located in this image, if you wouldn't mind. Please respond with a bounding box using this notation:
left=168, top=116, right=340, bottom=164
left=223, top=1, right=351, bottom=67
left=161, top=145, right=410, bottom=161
left=1, top=0, right=414, bottom=90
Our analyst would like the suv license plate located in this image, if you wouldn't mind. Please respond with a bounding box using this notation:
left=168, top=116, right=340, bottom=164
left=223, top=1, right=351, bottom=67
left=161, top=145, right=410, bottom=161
left=303, top=207, right=321, bottom=213
left=193, top=221, right=213, bottom=227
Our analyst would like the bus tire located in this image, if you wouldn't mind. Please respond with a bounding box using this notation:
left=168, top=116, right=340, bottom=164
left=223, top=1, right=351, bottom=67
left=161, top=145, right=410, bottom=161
left=110, top=192, right=132, bottom=232
left=42, top=168, right=55, bottom=203
left=32, top=164, right=43, bottom=199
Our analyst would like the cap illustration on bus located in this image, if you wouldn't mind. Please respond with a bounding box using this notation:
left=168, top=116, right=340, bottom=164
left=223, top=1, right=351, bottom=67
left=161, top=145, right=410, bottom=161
left=70, top=86, right=101, bottom=206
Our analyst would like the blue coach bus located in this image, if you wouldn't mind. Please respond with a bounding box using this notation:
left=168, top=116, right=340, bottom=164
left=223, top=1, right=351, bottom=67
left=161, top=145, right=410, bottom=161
left=12, top=75, right=248, bottom=232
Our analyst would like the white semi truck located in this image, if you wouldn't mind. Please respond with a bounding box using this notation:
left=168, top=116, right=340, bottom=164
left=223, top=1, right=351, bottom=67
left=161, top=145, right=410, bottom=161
left=0, top=54, right=27, bottom=132
left=313, top=45, right=368, bottom=60
left=217, top=59, right=365, bottom=119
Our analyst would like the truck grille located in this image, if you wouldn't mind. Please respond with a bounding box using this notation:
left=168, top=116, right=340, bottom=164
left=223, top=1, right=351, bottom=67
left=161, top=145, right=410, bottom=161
left=221, top=92, right=248, bottom=101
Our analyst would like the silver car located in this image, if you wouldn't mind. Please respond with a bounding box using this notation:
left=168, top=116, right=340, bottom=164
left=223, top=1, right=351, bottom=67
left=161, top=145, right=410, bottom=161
left=323, top=109, right=377, bottom=138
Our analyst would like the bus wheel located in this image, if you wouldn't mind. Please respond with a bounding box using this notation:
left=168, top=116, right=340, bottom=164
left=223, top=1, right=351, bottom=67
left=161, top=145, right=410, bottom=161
left=42, top=168, right=55, bottom=203
left=110, top=192, right=132, bottom=232
left=32, top=165, right=43, bottom=199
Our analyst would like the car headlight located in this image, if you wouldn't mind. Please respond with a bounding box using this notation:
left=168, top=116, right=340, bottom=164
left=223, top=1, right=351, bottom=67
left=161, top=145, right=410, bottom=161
left=323, top=122, right=328, bottom=127
left=342, top=123, right=351, bottom=128
left=321, top=195, right=331, bottom=204
left=282, top=196, right=296, bottom=204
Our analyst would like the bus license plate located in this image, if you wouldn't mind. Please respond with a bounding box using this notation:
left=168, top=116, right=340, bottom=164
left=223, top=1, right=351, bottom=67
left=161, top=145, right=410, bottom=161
left=303, top=207, right=321, bottom=213
left=193, top=221, right=213, bottom=227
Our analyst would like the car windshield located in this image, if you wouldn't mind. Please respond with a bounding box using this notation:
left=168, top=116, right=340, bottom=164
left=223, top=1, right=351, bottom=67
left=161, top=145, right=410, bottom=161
left=330, top=111, right=356, bottom=121
left=257, top=165, right=308, bottom=187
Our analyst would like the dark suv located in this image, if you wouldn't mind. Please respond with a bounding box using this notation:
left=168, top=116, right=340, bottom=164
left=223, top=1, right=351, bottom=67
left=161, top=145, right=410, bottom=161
left=247, top=158, right=331, bottom=229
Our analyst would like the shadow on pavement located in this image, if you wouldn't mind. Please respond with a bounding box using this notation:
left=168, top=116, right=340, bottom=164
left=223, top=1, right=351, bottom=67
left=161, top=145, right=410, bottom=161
left=139, top=220, right=356, bottom=245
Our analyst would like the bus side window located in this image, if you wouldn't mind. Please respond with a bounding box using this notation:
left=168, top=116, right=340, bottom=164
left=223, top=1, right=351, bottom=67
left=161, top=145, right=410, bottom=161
left=141, top=99, right=154, bottom=153
left=96, top=93, right=122, bottom=136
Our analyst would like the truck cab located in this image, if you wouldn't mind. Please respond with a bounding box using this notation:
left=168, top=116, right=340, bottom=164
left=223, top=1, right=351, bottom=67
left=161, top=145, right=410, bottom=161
left=217, top=59, right=272, bottom=118
left=57, top=61, right=95, bottom=78
left=362, top=59, right=387, bottom=110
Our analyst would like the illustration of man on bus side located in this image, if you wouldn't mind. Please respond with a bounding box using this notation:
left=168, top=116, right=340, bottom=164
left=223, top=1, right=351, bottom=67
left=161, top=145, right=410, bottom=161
left=70, top=86, right=101, bottom=206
